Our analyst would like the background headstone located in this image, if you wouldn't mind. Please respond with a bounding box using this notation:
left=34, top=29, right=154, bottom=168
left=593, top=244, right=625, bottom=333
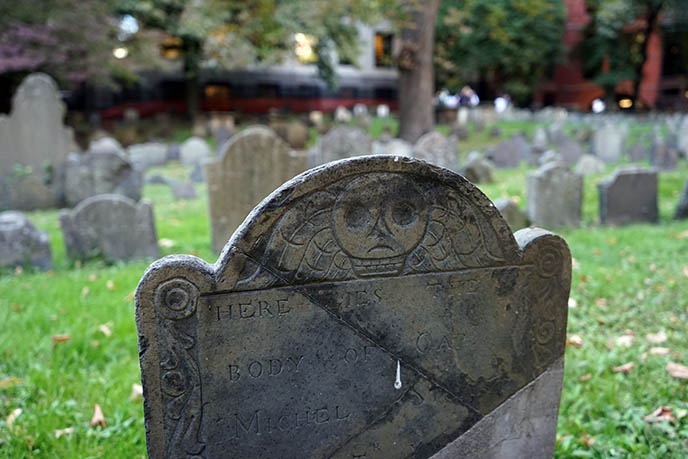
left=598, top=166, right=658, bottom=225
left=89, top=137, right=125, bottom=156
left=412, top=131, right=459, bottom=170
left=650, top=139, right=678, bottom=171
left=592, top=123, right=625, bottom=163
left=494, top=198, right=529, bottom=231
left=180, top=137, right=212, bottom=166
left=167, top=180, right=198, bottom=201
left=0, top=211, right=52, bottom=271
left=461, top=151, right=494, bottom=184
left=206, top=126, right=308, bottom=252
left=627, top=141, right=649, bottom=162
left=527, top=162, right=582, bottom=229
left=574, top=154, right=605, bottom=175
left=64, top=152, right=143, bottom=207
left=674, top=178, right=688, bottom=219
left=532, top=126, right=548, bottom=153
left=127, top=142, right=168, bottom=170
left=59, top=194, right=159, bottom=262
left=334, top=106, right=352, bottom=124
left=309, top=125, right=372, bottom=167
left=487, top=137, right=528, bottom=168
left=557, top=139, right=584, bottom=166
left=136, top=156, right=571, bottom=459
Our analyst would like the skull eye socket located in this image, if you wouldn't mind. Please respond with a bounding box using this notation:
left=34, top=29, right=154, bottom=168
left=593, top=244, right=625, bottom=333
left=345, top=204, right=371, bottom=230
left=391, top=201, right=417, bottom=227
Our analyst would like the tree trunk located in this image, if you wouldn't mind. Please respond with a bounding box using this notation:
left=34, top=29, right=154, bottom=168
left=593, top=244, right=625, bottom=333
left=397, top=0, right=440, bottom=143
left=183, top=38, right=202, bottom=121
left=632, top=4, right=662, bottom=110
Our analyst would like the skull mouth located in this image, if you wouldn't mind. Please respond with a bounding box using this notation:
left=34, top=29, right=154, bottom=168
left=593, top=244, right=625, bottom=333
left=350, top=255, right=405, bottom=277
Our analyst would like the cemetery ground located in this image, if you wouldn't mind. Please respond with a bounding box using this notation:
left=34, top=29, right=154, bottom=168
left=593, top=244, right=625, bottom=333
left=1, top=120, right=687, bottom=457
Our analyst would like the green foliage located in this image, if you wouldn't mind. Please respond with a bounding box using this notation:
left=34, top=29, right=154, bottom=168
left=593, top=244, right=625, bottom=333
left=435, top=0, right=566, bottom=105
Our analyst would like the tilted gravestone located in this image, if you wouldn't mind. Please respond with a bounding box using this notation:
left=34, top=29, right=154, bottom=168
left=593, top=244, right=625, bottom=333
left=674, top=178, right=688, bottom=219
left=136, top=156, right=571, bottom=458
left=207, top=126, right=308, bottom=253
left=309, top=126, right=372, bottom=167
left=60, top=194, right=159, bottom=262
left=63, top=151, right=143, bottom=207
left=412, top=131, right=459, bottom=171
left=0, top=211, right=52, bottom=271
left=127, top=142, right=169, bottom=170
left=598, top=167, right=658, bottom=225
left=527, top=162, right=582, bottom=229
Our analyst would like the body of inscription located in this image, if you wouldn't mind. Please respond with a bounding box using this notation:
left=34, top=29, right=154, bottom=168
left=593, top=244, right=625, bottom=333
left=215, top=297, right=291, bottom=320
left=228, top=355, right=305, bottom=381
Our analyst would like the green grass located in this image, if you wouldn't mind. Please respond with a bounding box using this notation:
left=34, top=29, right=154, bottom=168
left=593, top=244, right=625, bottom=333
left=1, top=119, right=687, bottom=457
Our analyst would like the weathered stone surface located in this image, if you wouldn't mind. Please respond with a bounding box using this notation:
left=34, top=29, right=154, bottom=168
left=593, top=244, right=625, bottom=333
left=285, top=120, right=310, bottom=150
left=127, top=142, right=168, bottom=170
left=334, top=106, right=352, bottom=124
left=674, top=178, right=688, bottom=219
left=189, top=162, right=206, bottom=183
left=598, top=167, right=658, bottom=225
left=538, top=150, right=562, bottom=166
left=207, top=126, right=308, bottom=252
left=136, top=156, right=570, bottom=459
left=451, top=124, right=470, bottom=141
left=592, top=123, right=625, bottom=163
left=382, top=139, right=412, bottom=157
left=309, top=126, right=372, bottom=167
left=0, top=73, right=78, bottom=172
left=557, top=139, right=584, bottom=166
left=494, top=198, right=529, bottom=231
left=627, top=141, right=648, bottom=162
left=574, top=154, right=605, bottom=175
left=486, top=137, right=528, bottom=169
left=167, top=180, right=198, bottom=200
left=60, top=194, right=158, bottom=262
left=180, top=137, right=212, bottom=166
left=89, top=136, right=125, bottom=155
left=527, top=163, right=582, bottom=229
left=167, top=143, right=181, bottom=161
left=412, top=131, right=459, bottom=170
left=64, top=152, right=143, bottom=207
left=650, top=140, right=678, bottom=171
left=532, top=126, right=548, bottom=153
left=0, top=211, right=52, bottom=271
left=461, top=151, right=494, bottom=184
left=6, top=175, right=58, bottom=210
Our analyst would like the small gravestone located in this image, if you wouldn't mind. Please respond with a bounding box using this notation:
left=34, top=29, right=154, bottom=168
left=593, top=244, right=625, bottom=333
left=650, top=139, right=678, bottom=171
left=487, top=136, right=528, bottom=168
left=451, top=124, right=470, bottom=141
left=207, top=126, right=308, bottom=252
left=574, top=154, right=605, bottom=175
left=309, top=126, right=372, bottom=167
left=167, top=180, right=198, bottom=200
left=6, top=175, right=58, bottom=210
left=598, top=167, right=658, bottom=225
left=127, top=142, right=168, bottom=170
left=136, top=156, right=570, bottom=459
left=309, top=111, right=324, bottom=130
left=89, top=136, right=125, bottom=156
left=677, top=116, right=688, bottom=155
left=557, top=139, right=584, bottom=166
left=64, top=152, right=143, bottom=207
left=527, top=162, right=582, bottom=229
left=494, top=198, right=529, bottom=231
left=674, top=178, right=688, bottom=219
left=592, top=123, right=625, bottom=163
left=532, top=126, right=548, bottom=153
left=334, top=106, right=352, bottom=124
left=547, top=123, right=567, bottom=145
left=285, top=120, right=310, bottom=150
left=538, top=150, right=562, bottom=166
left=382, top=139, right=412, bottom=157
left=0, top=211, right=52, bottom=271
left=627, top=140, right=649, bottom=162
left=214, top=125, right=232, bottom=152
left=60, top=194, right=159, bottom=262
left=461, top=151, right=494, bottom=184
left=412, top=131, right=459, bottom=170
left=180, top=137, right=212, bottom=166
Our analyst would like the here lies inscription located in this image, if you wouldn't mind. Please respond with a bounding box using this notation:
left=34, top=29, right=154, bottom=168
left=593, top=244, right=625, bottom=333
left=136, top=156, right=571, bottom=458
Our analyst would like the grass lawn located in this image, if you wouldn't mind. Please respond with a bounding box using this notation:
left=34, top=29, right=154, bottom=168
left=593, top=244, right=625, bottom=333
left=0, top=119, right=687, bottom=457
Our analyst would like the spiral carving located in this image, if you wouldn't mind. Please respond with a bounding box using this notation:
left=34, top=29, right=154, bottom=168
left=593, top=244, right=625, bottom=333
left=535, top=246, right=561, bottom=279
left=155, top=278, right=199, bottom=321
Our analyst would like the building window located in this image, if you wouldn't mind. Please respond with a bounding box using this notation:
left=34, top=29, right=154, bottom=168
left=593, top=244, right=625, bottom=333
left=375, top=33, right=393, bottom=67
left=204, top=85, right=230, bottom=101
left=160, top=36, right=183, bottom=60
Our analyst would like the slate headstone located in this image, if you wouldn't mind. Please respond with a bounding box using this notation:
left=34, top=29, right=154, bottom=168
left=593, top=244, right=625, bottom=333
left=494, top=198, right=529, bottom=231
left=461, top=151, right=494, bottom=184
left=627, top=141, right=648, bottom=162
left=677, top=116, right=688, bottom=155
left=487, top=136, right=528, bottom=168
left=592, top=123, right=625, bottom=163
left=0, top=211, right=52, bottom=271
left=538, top=150, right=562, bottom=166
left=189, top=162, right=206, bottom=183
left=574, top=154, right=605, bottom=175
left=532, top=126, right=548, bottom=153
left=136, top=156, right=571, bottom=459
left=180, top=137, right=212, bottom=166
left=557, top=139, right=584, bottom=166
left=527, top=162, right=582, bottom=229
left=598, top=167, right=658, bottom=225
left=89, top=136, right=125, bottom=156
left=412, top=131, right=459, bottom=171
left=60, top=194, right=159, bottom=262
left=207, top=126, right=308, bottom=252
left=674, top=178, right=688, bottom=219
left=63, top=152, right=143, bottom=207
left=309, top=126, right=372, bottom=167
left=167, top=180, right=198, bottom=201
left=650, top=140, right=678, bottom=171
left=127, top=142, right=168, bottom=170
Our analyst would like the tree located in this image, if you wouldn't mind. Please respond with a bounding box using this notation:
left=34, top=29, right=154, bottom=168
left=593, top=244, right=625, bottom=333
left=397, top=0, right=440, bottom=143
left=435, top=0, right=566, bottom=106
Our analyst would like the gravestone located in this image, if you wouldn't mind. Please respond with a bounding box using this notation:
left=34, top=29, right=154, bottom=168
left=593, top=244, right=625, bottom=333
left=89, top=136, right=125, bottom=156
left=547, top=123, right=567, bottom=145
left=376, top=104, right=390, bottom=118
left=538, top=150, right=562, bottom=166
left=60, top=194, right=159, bottom=262
left=461, top=151, right=494, bottom=184
left=649, top=140, right=678, bottom=171
left=167, top=180, right=198, bottom=201
left=598, top=167, right=658, bottom=225
left=574, top=154, right=605, bottom=175
left=674, top=178, right=688, bottom=219
left=412, top=132, right=459, bottom=171
left=5, top=175, right=59, bottom=210
left=207, top=126, right=308, bottom=252
left=334, top=106, right=352, bottom=124
left=486, top=136, right=529, bottom=168
left=627, top=141, right=648, bottom=162
left=167, top=143, right=181, bottom=162
left=136, top=156, right=571, bottom=459
left=180, top=137, right=212, bottom=166
left=0, top=73, right=77, bottom=172
left=557, top=139, right=584, bottom=166
left=488, top=125, right=501, bottom=138
left=63, top=152, right=143, bottom=207
left=0, top=211, right=53, bottom=271
left=382, top=139, right=412, bottom=157
left=677, top=116, right=688, bottom=155
left=189, top=162, right=206, bottom=183
left=451, top=124, right=470, bottom=141
left=494, top=198, right=529, bottom=231
left=127, top=142, right=168, bottom=170
left=285, top=120, right=310, bottom=150
left=592, top=123, right=625, bottom=163
left=309, top=126, right=372, bottom=167
left=527, top=163, right=582, bottom=229
left=532, top=126, right=548, bottom=153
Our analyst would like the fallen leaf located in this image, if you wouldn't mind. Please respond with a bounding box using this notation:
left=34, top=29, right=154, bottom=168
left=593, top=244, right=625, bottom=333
left=0, top=377, right=24, bottom=389
left=682, top=266, right=688, bottom=279
left=75, top=260, right=82, bottom=268
left=595, top=298, right=607, bottom=308
left=650, top=347, right=670, bottom=356
left=159, top=238, right=175, bottom=248
left=566, top=334, right=583, bottom=348
left=612, top=362, right=634, bottom=374
left=667, top=362, right=688, bottom=379
left=644, top=406, right=675, bottom=423
left=581, top=432, right=596, bottom=447
left=54, top=427, right=74, bottom=438
left=124, top=291, right=135, bottom=302
left=10, top=304, right=22, bottom=312
left=50, top=314, right=57, bottom=322
left=579, top=373, right=592, bottom=382
left=15, top=266, right=23, bottom=275
left=592, top=248, right=601, bottom=256
left=51, top=334, right=71, bottom=345
left=607, top=237, right=617, bottom=245
left=6, top=408, right=22, bottom=429
left=677, top=230, right=688, bottom=240
left=130, top=384, right=143, bottom=401
left=97, top=323, right=112, bottom=337
left=106, top=280, right=115, bottom=291
left=568, top=297, right=578, bottom=308
left=649, top=263, right=657, bottom=272
left=90, top=340, right=100, bottom=348
left=646, top=331, right=667, bottom=344
left=641, top=352, right=648, bottom=360
left=88, top=273, right=97, bottom=282
left=614, top=334, right=634, bottom=347
left=677, top=408, right=687, bottom=420
left=81, top=286, right=90, bottom=297
left=90, top=404, right=106, bottom=428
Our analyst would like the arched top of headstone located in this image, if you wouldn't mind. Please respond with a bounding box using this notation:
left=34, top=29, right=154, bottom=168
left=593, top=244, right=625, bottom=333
left=12, top=73, right=63, bottom=115
left=217, top=125, right=289, bottom=163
